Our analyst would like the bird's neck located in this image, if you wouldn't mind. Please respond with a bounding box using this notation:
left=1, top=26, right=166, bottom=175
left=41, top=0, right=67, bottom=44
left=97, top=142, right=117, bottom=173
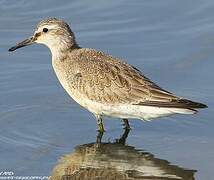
left=49, top=41, right=80, bottom=61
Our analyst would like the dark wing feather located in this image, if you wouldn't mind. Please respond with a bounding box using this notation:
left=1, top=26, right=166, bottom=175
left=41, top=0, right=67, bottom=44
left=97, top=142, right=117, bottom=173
left=135, top=99, right=208, bottom=109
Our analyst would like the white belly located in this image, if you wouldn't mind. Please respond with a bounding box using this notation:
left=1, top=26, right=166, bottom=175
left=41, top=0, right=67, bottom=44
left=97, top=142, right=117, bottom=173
left=78, top=100, right=195, bottom=120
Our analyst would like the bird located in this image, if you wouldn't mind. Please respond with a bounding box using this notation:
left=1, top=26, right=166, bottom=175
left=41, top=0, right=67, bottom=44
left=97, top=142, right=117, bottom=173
left=9, top=17, right=207, bottom=132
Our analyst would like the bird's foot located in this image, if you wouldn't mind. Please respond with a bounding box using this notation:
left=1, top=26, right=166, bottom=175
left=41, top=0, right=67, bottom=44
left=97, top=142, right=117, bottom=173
left=96, top=129, right=104, bottom=143
left=116, top=127, right=130, bottom=145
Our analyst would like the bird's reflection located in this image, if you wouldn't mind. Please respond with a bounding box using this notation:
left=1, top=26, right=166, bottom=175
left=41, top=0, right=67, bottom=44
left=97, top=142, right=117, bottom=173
left=50, top=129, right=196, bottom=180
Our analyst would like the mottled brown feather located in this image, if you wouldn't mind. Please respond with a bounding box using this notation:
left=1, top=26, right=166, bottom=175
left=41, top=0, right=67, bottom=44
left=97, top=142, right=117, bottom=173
left=64, top=48, right=207, bottom=109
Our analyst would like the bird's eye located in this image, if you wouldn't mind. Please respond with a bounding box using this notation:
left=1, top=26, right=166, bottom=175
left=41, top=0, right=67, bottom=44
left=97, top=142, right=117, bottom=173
left=43, top=28, right=48, bottom=33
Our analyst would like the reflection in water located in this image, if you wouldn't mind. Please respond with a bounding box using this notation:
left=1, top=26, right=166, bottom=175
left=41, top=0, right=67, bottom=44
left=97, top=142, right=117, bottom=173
left=50, top=130, right=196, bottom=180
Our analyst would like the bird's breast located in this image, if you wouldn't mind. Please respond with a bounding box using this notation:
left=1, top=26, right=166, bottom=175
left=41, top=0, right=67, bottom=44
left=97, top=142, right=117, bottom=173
left=52, top=59, right=91, bottom=109
left=52, top=60, right=70, bottom=92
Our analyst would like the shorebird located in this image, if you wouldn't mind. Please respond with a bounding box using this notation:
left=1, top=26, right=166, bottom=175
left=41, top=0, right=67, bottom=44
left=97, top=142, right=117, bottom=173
left=9, top=18, right=207, bottom=132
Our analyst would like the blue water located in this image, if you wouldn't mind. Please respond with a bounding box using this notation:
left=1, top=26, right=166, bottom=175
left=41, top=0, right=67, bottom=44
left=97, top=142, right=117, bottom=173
left=0, top=0, right=213, bottom=179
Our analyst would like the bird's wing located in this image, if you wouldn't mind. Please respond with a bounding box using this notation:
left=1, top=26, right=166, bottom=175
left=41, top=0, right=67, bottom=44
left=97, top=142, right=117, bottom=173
left=68, top=50, right=206, bottom=109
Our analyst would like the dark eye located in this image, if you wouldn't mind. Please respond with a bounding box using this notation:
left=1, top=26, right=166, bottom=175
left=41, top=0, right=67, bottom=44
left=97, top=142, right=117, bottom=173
left=43, top=28, right=48, bottom=33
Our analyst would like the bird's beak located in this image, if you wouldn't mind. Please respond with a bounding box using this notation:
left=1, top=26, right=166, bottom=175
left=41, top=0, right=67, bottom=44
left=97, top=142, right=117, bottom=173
left=8, top=36, right=35, bottom=52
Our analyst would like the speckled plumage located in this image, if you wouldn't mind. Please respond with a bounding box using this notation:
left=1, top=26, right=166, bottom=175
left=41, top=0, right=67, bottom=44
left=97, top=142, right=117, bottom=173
left=9, top=18, right=207, bottom=131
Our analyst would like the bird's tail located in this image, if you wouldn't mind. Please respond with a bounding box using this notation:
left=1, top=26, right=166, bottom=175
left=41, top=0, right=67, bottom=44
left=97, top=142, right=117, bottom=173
left=137, top=98, right=207, bottom=115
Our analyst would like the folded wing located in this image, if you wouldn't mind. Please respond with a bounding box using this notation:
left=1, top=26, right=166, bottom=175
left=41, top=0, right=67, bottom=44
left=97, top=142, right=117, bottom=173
left=68, top=50, right=207, bottom=110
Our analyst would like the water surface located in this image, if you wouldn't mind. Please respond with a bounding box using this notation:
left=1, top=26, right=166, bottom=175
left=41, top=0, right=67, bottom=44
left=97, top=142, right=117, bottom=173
left=0, top=0, right=213, bottom=179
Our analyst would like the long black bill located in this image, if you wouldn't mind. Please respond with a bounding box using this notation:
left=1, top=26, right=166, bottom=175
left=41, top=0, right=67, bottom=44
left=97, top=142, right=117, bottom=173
left=8, top=36, right=34, bottom=52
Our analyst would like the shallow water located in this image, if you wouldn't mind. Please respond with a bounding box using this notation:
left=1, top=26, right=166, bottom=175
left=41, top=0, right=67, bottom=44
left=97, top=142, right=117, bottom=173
left=0, top=0, right=213, bottom=179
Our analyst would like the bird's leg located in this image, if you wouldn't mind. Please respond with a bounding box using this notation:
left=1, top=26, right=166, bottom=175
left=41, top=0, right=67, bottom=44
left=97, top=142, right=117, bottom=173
left=95, top=115, right=105, bottom=133
left=116, top=127, right=130, bottom=145
left=96, top=130, right=104, bottom=144
left=122, top=119, right=131, bottom=130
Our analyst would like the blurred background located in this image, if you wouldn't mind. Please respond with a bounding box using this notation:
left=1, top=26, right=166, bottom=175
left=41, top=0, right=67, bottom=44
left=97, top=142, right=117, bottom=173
left=0, top=0, right=213, bottom=179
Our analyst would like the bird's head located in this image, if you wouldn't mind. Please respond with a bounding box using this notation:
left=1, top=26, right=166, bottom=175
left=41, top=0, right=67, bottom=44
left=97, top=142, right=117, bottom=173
left=9, top=18, right=77, bottom=54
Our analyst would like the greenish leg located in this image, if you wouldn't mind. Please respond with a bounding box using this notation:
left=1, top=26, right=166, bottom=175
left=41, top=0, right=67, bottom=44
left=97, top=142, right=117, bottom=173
left=96, top=130, right=104, bottom=144
left=122, top=118, right=131, bottom=130
left=95, top=115, right=105, bottom=133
